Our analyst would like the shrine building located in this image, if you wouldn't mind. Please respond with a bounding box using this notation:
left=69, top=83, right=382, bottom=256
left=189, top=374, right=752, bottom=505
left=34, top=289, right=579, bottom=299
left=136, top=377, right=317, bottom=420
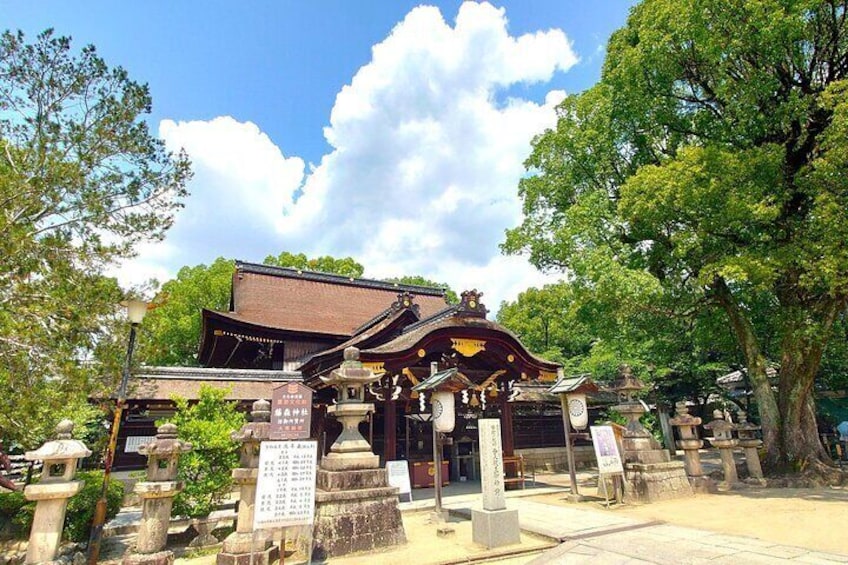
left=122, top=261, right=576, bottom=479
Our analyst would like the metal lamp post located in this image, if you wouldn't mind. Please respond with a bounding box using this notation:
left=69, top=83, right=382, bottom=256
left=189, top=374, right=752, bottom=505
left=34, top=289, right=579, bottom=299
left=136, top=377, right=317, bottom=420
left=87, top=299, right=147, bottom=564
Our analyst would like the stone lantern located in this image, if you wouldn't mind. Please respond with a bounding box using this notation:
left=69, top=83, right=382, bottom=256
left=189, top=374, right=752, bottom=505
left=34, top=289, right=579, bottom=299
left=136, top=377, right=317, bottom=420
left=668, top=402, right=714, bottom=492
left=23, top=419, right=91, bottom=565
left=312, top=347, right=406, bottom=560
left=124, top=423, right=192, bottom=565
left=218, top=399, right=277, bottom=565
left=735, top=411, right=765, bottom=485
left=319, top=346, right=382, bottom=470
left=609, top=366, right=692, bottom=503
left=704, top=410, right=740, bottom=488
left=612, top=365, right=651, bottom=439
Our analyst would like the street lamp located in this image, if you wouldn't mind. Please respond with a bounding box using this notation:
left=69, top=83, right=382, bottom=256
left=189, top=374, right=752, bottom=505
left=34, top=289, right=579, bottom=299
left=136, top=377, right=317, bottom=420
left=87, top=299, right=147, bottom=564
left=549, top=373, right=598, bottom=502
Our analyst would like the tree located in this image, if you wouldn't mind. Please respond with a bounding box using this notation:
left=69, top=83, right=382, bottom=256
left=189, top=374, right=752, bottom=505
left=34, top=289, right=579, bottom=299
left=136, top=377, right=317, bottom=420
left=382, top=275, right=459, bottom=304
left=0, top=29, right=190, bottom=449
left=504, top=0, right=848, bottom=472
left=163, top=385, right=245, bottom=518
left=263, top=251, right=364, bottom=278
left=139, top=257, right=234, bottom=366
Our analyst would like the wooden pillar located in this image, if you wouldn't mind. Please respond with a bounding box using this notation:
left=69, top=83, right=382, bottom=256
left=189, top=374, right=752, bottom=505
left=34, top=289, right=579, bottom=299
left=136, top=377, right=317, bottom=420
left=500, top=395, right=515, bottom=456
left=384, top=397, right=397, bottom=461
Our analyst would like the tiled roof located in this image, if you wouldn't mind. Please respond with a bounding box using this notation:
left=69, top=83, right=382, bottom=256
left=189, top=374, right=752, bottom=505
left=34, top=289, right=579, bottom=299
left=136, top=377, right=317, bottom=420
left=220, top=261, right=449, bottom=337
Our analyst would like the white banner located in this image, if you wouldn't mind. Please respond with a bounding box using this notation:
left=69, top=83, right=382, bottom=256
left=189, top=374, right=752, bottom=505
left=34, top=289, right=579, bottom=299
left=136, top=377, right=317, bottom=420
left=254, top=440, right=318, bottom=529
left=590, top=425, right=624, bottom=475
left=386, top=460, right=412, bottom=501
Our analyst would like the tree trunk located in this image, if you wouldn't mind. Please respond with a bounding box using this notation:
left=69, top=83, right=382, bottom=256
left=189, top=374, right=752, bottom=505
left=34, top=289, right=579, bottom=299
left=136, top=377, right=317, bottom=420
left=711, top=278, right=782, bottom=466
left=776, top=299, right=844, bottom=469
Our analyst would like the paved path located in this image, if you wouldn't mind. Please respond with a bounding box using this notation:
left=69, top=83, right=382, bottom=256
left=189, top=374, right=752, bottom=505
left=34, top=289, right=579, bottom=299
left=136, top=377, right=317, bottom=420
left=444, top=496, right=848, bottom=564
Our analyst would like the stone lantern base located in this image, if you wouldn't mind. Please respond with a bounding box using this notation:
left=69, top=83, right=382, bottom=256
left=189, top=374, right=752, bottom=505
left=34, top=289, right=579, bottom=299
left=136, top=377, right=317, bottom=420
left=311, top=468, right=406, bottom=560
left=123, top=549, right=176, bottom=565
left=216, top=532, right=279, bottom=565
left=621, top=436, right=693, bottom=503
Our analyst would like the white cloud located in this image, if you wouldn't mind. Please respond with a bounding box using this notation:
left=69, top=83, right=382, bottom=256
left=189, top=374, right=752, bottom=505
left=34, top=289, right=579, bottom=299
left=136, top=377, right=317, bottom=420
left=121, top=1, right=576, bottom=308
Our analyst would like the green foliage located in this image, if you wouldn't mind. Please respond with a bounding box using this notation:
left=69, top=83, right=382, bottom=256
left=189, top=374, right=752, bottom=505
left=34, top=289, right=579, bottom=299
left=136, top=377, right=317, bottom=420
left=0, top=470, right=123, bottom=541
left=504, top=0, right=848, bottom=466
left=64, top=470, right=125, bottom=542
left=163, top=385, right=245, bottom=518
left=139, top=257, right=234, bottom=366
left=263, top=252, right=364, bottom=278
left=382, top=275, right=458, bottom=304
left=0, top=29, right=190, bottom=449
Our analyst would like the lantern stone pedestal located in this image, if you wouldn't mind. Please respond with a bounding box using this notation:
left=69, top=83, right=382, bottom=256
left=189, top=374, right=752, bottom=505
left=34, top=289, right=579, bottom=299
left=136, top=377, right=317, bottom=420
left=705, top=411, right=742, bottom=490
left=735, top=411, right=766, bottom=486
left=612, top=367, right=692, bottom=503
left=669, top=402, right=715, bottom=494
left=217, top=400, right=278, bottom=565
left=24, top=420, right=91, bottom=565
left=312, top=347, right=406, bottom=560
left=123, top=423, right=192, bottom=565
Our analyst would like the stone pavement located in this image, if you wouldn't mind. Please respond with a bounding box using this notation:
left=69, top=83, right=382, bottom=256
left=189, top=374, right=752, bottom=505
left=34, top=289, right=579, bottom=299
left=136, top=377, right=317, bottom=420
left=442, top=496, right=848, bottom=564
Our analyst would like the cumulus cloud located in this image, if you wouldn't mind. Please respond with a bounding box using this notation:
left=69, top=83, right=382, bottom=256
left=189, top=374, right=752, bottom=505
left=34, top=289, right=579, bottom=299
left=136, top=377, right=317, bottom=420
left=125, top=1, right=577, bottom=308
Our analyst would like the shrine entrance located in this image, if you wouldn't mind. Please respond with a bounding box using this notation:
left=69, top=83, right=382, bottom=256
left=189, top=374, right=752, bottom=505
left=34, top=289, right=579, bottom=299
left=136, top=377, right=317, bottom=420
left=301, top=290, right=561, bottom=489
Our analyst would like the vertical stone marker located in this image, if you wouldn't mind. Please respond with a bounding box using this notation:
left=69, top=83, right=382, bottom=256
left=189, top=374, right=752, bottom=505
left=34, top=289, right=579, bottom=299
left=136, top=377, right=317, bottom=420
left=472, top=419, right=519, bottom=548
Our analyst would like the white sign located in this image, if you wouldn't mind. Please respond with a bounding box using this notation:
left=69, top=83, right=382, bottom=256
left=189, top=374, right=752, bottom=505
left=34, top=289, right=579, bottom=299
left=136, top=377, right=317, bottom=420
left=124, top=436, right=156, bottom=453
left=590, top=426, right=624, bottom=475
left=386, top=460, right=412, bottom=501
left=479, top=418, right=506, bottom=511
left=254, top=440, right=318, bottom=529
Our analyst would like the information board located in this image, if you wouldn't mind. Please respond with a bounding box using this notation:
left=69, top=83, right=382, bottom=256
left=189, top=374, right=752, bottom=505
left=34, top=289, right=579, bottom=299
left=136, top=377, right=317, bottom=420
left=254, top=440, right=317, bottom=529
left=270, top=381, right=313, bottom=440
left=590, top=425, right=624, bottom=475
left=386, top=460, right=412, bottom=502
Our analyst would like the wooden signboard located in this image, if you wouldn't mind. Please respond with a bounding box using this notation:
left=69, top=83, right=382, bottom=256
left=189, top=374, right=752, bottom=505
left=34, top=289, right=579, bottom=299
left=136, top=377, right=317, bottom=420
left=254, top=440, right=318, bottom=529
left=270, top=381, right=313, bottom=440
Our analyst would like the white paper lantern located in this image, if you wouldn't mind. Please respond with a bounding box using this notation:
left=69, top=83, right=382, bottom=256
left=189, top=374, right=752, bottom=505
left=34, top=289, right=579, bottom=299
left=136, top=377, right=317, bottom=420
left=432, top=391, right=455, bottom=433
left=566, top=392, right=588, bottom=430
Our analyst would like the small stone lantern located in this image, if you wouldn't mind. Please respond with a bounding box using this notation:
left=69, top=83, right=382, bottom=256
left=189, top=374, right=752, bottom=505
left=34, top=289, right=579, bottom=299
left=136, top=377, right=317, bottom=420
left=24, top=420, right=92, bottom=565
left=704, top=410, right=739, bottom=488
left=217, top=399, right=278, bottom=565
left=124, top=423, right=192, bottom=564
left=669, top=402, right=704, bottom=477
left=735, top=411, right=765, bottom=485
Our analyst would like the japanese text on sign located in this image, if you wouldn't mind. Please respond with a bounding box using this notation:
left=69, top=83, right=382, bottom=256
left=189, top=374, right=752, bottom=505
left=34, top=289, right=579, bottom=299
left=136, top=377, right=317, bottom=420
left=254, top=440, right=318, bottom=529
left=270, top=382, right=313, bottom=440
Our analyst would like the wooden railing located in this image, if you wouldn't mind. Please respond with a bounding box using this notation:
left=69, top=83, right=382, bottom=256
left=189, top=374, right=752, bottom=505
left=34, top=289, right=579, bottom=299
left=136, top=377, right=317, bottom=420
left=503, top=454, right=525, bottom=490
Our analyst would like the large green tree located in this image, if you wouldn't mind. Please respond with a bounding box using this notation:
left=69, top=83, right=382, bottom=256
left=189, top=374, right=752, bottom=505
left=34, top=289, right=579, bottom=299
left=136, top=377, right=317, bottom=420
left=263, top=251, right=364, bottom=277
left=0, top=30, right=190, bottom=448
left=504, top=0, right=848, bottom=471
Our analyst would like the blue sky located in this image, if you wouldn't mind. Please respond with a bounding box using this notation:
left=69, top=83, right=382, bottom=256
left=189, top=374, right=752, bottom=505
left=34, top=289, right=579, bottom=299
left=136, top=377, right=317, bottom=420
left=3, top=1, right=636, bottom=308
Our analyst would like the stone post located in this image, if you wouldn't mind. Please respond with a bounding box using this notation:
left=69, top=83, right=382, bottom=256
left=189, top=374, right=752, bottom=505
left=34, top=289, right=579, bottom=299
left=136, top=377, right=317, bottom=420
left=217, top=399, right=278, bottom=565
left=124, top=423, right=192, bottom=565
left=669, top=402, right=714, bottom=493
left=704, top=410, right=740, bottom=489
left=735, top=411, right=766, bottom=485
left=24, top=420, right=91, bottom=565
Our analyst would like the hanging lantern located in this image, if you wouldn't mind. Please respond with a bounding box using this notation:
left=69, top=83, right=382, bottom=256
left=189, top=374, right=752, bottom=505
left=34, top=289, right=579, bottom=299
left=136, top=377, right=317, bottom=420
left=432, top=391, right=455, bottom=433
left=566, top=392, right=588, bottom=430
